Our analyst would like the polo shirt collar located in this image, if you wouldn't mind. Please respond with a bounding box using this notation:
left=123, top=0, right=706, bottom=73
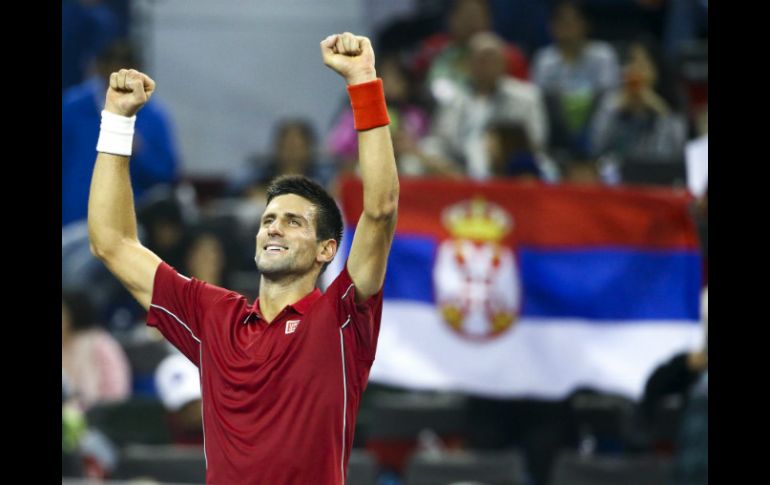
left=245, top=288, right=323, bottom=324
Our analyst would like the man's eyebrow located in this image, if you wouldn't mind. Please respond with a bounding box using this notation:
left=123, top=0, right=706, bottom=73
left=261, top=212, right=308, bottom=222
left=285, top=212, right=308, bottom=222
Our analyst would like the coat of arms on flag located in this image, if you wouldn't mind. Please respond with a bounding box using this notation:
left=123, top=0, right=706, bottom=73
left=434, top=197, right=521, bottom=340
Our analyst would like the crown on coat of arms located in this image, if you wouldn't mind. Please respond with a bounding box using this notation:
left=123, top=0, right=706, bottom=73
left=441, top=197, right=512, bottom=242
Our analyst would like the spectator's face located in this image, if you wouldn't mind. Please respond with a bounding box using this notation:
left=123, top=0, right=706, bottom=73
left=255, top=194, right=322, bottom=278
left=471, top=45, right=506, bottom=88
left=382, top=59, right=409, bottom=103
left=187, top=234, right=225, bottom=284
left=565, top=162, right=600, bottom=184
left=276, top=127, right=312, bottom=171
left=450, top=0, right=490, bottom=44
left=153, top=222, right=183, bottom=251
left=623, top=45, right=656, bottom=92
left=552, top=6, right=587, bottom=45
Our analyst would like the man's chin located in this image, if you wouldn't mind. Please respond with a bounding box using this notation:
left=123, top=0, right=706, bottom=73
left=257, top=260, right=317, bottom=281
left=257, top=260, right=297, bottom=279
left=257, top=263, right=287, bottom=276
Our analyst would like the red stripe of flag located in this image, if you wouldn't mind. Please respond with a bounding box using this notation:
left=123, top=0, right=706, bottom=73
left=339, top=177, right=699, bottom=249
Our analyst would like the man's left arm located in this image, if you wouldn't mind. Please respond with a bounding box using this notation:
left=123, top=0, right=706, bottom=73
left=321, top=33, right=399, bottom=303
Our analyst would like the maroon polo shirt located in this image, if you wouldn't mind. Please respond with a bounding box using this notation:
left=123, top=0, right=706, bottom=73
left=146, top=261, right=383, bottom=485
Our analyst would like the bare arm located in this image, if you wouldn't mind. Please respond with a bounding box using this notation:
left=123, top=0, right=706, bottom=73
left=321, top=33, right=399, bottom=302
left=88, top=69, right=162, bottom=311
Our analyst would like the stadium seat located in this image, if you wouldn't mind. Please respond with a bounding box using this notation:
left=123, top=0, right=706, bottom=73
left=650, top=396, right=686, bottom=447
left=568, top=389, right=637, bottom=453
left=365, top=392, right=468, bottom=440
left=111, top=444, right=206, bottom=484
left=119, top=337, right=171, bottom=379
left=347, top=449, right=379, bottom=485
left=405, top=449, right=528, bottom=485
left=620, top=157, right=687, bottom=188
left=362, top=391, right=469, bottom=472
left=549, top=451, right=672, bottom=485
left=86, top=398, right=172, bottom=446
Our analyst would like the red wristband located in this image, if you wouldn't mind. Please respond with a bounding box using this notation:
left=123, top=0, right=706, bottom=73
left=347, top=78, right=390, bottom=131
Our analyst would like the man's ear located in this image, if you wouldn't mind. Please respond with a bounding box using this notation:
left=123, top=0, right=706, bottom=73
left=317, top=239, right=338, bottom=264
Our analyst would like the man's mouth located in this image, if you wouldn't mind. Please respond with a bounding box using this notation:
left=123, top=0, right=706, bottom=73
left=264, top=244, right=289, bottom=253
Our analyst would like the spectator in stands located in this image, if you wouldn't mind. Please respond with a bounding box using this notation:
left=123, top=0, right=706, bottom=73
left=413, top=0, right=529, bottom=104
left=179, top=220, right=233, bottom=288
left=136, top=190, right=188, bottom=271
left=559, top=148, right=601, bottom=185
left=485, top=120, right=543, bottom=181
left=63, top=39, right=181, bottom=227
left=532, top=1, right=620, bottom=154
left=589, top=40, right=687, bottom=165
left=62, top=0, right=119, bottom=91
left=226, top=119, right=335, bottom=201
left=421, top=32, right=548, bottom=179
left=670, top=369, right=708, bottom=484
left=62, top=289, right=132, bottom=411
left=155, top=352, right=204, bottom=446
left=662, top=0, right=708, bottom=62
left=637, top=287, right=707, bottom=451
left=328, top=54, right=432, bottom=177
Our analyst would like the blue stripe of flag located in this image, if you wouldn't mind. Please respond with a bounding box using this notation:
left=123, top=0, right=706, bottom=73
left=517, top=248, right=701, bottom=321
left=372, top=233, right=701, bottom=321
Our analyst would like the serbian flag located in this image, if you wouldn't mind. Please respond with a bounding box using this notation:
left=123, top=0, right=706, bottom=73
left=328, top=177, right=703, bottom=400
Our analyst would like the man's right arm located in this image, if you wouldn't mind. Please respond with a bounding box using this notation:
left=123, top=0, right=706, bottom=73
left=88, top=69, right=162, bottom=311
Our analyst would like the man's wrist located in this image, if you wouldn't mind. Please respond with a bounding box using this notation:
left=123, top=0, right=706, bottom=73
left=346, top=70, right=377, bottom=86
left=96, top=110, right=136, bottom=156
left=104, top=101, right=137, bottom=118
left=347, top=78, right=389, bottom=131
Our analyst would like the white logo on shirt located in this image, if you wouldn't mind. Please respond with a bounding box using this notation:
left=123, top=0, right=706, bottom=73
left=285, top=320, right=300, bottom=334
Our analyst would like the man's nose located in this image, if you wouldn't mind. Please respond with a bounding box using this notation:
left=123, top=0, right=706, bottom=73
left=267, top=219, right=283, bottom=236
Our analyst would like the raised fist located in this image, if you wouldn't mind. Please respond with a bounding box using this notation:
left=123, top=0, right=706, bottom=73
left=104, top=69, right=156, bottom=117
left=320, top=33, right=376, bottom=85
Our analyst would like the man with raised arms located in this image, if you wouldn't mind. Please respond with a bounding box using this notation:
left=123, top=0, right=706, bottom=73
left=88, top=32, right=398, bottom=484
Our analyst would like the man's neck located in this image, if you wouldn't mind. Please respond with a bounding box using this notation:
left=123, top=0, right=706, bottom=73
left=558, top=40, right=585, bottom=62
left=258, top=271, right=319, bottom=323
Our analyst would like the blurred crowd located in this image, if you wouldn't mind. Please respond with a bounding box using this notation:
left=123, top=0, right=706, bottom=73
left=62, top=0, right=707, bottom=484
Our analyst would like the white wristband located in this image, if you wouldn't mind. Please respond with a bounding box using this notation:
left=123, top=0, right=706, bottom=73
left=96, top=110, right=136, bottom=157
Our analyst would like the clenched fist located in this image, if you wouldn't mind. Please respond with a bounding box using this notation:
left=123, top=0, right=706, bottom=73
left=104, top=69, right=156, bottom=117
left=320, top=33, right=376, bottom=85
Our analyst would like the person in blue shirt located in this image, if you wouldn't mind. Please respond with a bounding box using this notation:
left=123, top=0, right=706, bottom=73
left=62, top=0, right=120, bottom=92
left=63, top=39, right=180, bottom=227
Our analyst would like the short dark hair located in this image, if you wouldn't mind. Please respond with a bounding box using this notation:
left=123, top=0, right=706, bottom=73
left=62, top=289, right=96, bottom=332
left=265, top=175, right=343, bottom=274
left=551, top=0, right=587, bottom=22
left=96, top=38, right=140, bottom=70
left=273, top=119, right=317, bottom=151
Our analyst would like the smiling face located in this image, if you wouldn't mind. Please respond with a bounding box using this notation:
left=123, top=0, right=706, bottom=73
left=255, top=194, right=334, bottom=279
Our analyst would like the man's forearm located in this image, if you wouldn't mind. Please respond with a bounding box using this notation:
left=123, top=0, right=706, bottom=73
left=88, top=69, right=156, bottom=259
left=321, top=34, right=399, bottom=219
left=88, top=152, right=141, bottom=259
left=358, top=125, right=399, bottom=219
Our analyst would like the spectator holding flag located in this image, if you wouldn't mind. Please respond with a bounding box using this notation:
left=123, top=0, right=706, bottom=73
left=589, top=39, right=687, bottom=165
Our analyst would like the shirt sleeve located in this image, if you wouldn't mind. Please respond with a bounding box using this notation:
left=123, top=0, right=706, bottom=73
left=324, top=263, right=384, bottom=362
left=146, top=262, right=230, bottom=366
